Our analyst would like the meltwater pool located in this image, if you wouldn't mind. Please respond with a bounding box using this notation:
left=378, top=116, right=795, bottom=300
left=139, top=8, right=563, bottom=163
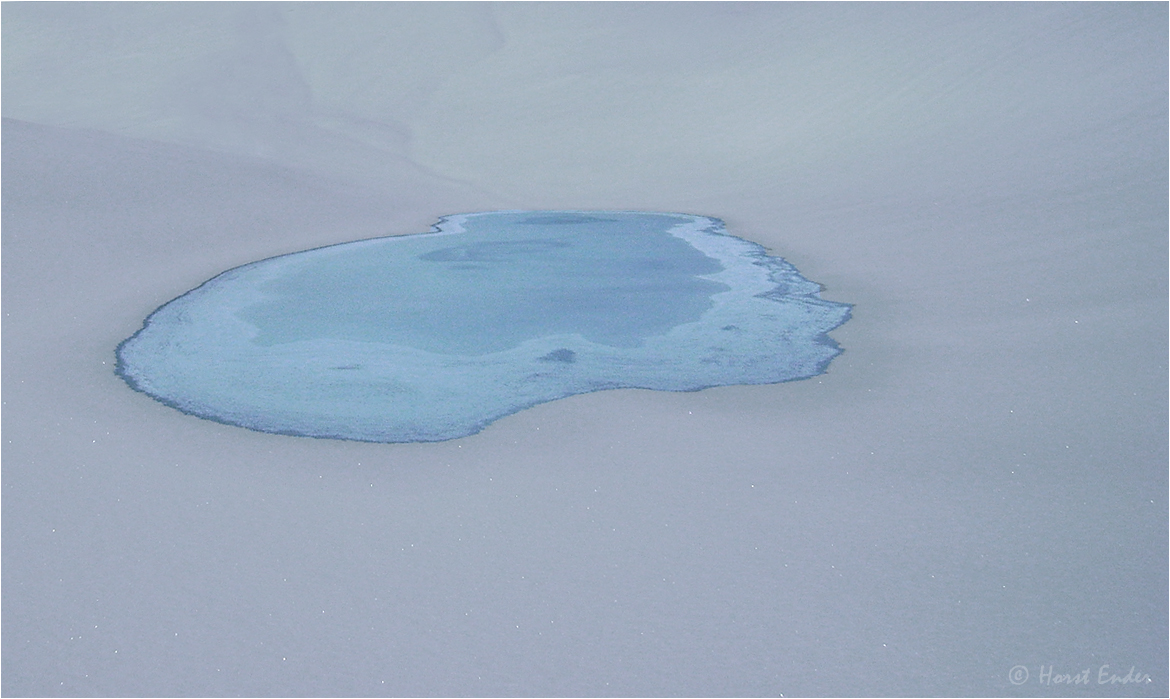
left=117, top=211, right=851, bottom=442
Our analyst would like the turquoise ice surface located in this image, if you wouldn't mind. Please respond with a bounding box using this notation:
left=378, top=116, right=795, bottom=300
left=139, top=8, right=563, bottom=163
left=116, top=211, right=851, bottom=442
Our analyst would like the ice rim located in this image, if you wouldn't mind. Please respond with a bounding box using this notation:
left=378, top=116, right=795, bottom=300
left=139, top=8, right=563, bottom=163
left=115, top=211, right=853, bottom=443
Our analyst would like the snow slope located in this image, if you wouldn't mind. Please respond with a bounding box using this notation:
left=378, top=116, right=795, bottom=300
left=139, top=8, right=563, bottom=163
left=3, top=3, right=1166, bottom=696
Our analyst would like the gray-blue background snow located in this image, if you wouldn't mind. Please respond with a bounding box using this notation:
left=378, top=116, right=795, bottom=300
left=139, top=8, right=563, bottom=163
left=3, top=3, right=1166, bottom=696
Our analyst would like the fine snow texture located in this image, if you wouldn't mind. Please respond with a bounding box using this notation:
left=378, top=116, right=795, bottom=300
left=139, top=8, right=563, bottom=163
left=3, top=3, right=1166, bottom=697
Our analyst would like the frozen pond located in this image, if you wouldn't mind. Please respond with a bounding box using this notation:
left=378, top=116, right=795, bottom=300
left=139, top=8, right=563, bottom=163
left=3, top=3, right=1164, bottom=696
left=117, top=211, right=850, bottom=442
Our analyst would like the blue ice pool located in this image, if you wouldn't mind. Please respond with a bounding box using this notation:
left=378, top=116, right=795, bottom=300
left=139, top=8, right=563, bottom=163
left=116, top=211, right=852, bottom=442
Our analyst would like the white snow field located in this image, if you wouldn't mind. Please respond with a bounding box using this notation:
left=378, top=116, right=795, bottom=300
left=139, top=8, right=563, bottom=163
left=3, top=3, right=1166, bottom=696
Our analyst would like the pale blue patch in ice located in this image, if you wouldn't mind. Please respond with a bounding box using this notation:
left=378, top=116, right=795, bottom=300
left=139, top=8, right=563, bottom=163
left=116, top=211, right=851, bottom=442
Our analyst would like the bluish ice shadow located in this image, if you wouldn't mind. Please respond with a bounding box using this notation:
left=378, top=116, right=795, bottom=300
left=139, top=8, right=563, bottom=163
left=117, top=211, right=852, bottom=442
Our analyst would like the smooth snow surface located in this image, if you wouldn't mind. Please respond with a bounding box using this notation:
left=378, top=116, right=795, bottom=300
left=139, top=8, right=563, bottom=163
left=3, top=3, right=1166, bottom=697
left=117, top=211, right=849, bottom=442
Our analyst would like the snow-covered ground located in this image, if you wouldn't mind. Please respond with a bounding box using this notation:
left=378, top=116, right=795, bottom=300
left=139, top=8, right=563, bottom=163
left=3, top=3, right=1166, bottom=696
